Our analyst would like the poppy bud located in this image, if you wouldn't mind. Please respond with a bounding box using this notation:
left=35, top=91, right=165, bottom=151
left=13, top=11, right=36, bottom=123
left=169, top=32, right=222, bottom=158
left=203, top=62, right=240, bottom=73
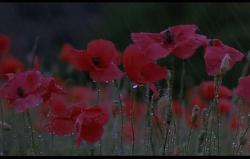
left=192, top=105, right=200, bottom=124
left=166, top=110, right=172, bottom=125
left=220, top=53, right=231, bottom=75
left=248, top=113, right=250, bottom=126
left=0, top=121, right=11, bottom=131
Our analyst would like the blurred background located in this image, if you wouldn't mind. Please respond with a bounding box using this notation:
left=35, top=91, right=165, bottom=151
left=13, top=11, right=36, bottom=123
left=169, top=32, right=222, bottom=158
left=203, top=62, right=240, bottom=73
left=0, top=2, right=249, bottom=89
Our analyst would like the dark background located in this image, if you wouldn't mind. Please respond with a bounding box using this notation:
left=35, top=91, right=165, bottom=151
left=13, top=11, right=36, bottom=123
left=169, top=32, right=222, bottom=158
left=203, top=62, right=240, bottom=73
left=0, top=2, right=249, bottom=89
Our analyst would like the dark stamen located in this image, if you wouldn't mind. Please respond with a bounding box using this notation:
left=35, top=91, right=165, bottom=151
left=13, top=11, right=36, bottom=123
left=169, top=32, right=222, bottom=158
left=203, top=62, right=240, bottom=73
left=16, top=87, right=25, bottom=97
left=92, top=57, right=101, bottom=67
left=162, top=30, right=174, bottom=44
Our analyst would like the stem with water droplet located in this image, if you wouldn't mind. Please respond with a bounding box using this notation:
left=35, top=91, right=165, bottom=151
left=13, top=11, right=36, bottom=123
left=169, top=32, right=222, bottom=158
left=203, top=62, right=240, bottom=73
left=130, top=85, right=136, bottom=155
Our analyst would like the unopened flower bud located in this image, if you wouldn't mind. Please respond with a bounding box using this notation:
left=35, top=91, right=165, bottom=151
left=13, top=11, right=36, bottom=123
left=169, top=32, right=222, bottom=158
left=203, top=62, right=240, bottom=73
left=220, top=53, right=231, bottom=75
left=192, top=105, right=200, bottom=124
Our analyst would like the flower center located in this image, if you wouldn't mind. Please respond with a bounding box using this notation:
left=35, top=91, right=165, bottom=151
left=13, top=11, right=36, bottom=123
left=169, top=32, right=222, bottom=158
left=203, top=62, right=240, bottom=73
left=162, top=30, right=174, bottom=44
left=92, top=57, right=101, bottom=67
left=16, top=87, right=25, bottom=97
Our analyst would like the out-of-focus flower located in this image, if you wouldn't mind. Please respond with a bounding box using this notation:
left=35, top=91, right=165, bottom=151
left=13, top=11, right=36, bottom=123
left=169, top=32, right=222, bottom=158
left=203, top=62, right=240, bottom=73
left=199, top=81, right=232, bottom=101
left=236, top=75, right=250, bottom=103
left=75, top=105, right=109, bottom=147
left=0, top=34, right=10, bottom=55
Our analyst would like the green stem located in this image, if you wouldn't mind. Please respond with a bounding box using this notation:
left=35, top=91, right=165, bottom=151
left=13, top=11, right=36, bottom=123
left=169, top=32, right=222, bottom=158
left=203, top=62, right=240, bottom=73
left=0, top=100, right=4, bottom=155
left=26, top=110, right=36, bottom=155
left=130, top=85, right=136, bottom=155
left=114, top=80, right=124, bottom=154
left=162, top=69, right=174, bottom=155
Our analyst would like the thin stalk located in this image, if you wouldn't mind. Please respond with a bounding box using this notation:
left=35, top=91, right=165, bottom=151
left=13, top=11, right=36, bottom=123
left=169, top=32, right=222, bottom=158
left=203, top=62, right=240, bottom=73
left=130, top=86, right=136, bottom=155
left=162, top=69, right=174, bottom=155
left=114, top=80, right=124, bottom=154
left=26, top=110, right=36, bottom=155
left=186, top=128, right=192, bottom=155
left=0, top=100, right=4, bottom=155
left=235, top=126, right=250, bottom=155
left=214, top=75, right=222, bottom=155
left=149, top=95, right=155, bottom=155
left=96, top=83, right=101, bottom=155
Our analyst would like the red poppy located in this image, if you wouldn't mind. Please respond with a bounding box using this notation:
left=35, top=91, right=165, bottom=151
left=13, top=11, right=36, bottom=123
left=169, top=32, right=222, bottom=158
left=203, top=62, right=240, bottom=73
left=61, top=39, right=123, bottom=82
left=171, top=100, right=183, bottom=118
left=199, top=81, right=232, bottom=101
left=131, top=24, right=207, bottom=60
left=75, top=105, right=109, bottom=147
left=45, top=98, right=83, bottom=136
left=230, top=113, right=240, bottom=131
left=236, top=75, right=250, bottom=103
left=190, top=95, right=207, bottom=110
left=123, top=44, right=167, bottom=97
left=60, top=43, right=86, bottom=70
left=0, top=34, right=10, bottom=55
left=218, top=98, right=232, bottom=115
left=38, top=76, right=65, bottom=101
left=204, top=39, right=244, bottom=76
left=67, top=86, right=95, bottom=103
left=0, top=56, right=25, bottom=78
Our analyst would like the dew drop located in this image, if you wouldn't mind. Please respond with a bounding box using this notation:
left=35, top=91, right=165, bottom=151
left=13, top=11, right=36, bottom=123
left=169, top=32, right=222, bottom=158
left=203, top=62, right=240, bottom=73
left=132, top=85, right=138, bottom=89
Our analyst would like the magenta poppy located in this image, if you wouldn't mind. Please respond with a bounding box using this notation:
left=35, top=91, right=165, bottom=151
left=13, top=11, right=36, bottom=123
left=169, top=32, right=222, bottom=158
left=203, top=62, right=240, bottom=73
left=131, top=24, right=207, bottom=60
left=236, top=75, right=250, bottom=103
left=204, top=39, right=244, bottom=76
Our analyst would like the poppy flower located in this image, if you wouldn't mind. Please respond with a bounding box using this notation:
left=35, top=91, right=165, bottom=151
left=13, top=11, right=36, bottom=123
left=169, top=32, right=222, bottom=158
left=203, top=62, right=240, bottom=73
left=0, top=34, right=10, bottom=55
left=123, top=44, right=167, bottom=96
left=61, top=39, right=123, bottom=82
left=75, top=105, right=109, bottom=147
left=131, top=24, right=208, bottom=60
left=199, top=81, right=232, bottom=101
left=204, top=39, right=244, bottom=76
left=60, top=43, right=86, bottom=70
left=0, top=70, right=44, bottom=112
left=218, top=98, right=232, bottom=115
left=0, top=56, right=25, bottom=78
left=67, top=86, right=95, bottom=103
left=45, top=98, right=83, bottom=136
left=0, top=70, right=64, bottom=112
left=37, top=76, right=65, bottom=101
left=236, top=75, right=250, bottom=103
left=171, top=100, right=183, bottom=118
left=230, top=113, right=240, bottom=131
left=190, top=95, right=207, bottom=110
